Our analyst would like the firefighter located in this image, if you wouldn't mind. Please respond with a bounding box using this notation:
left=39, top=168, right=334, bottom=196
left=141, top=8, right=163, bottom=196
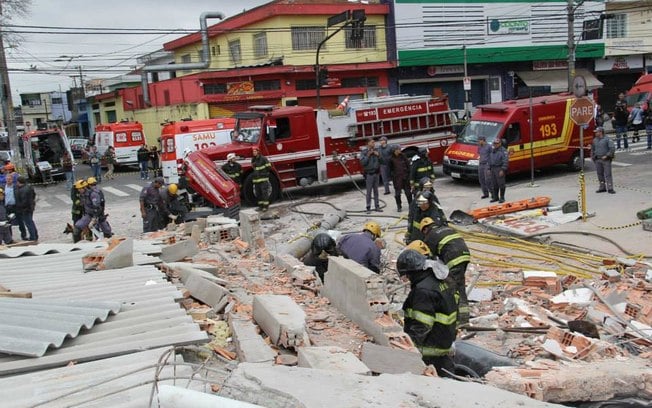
left=337, top=221, right=383, bottom=273
left=302, top=232, right=339, bottom=282
left=222, top=152, right=242, bottom=186
left=74, top=177, right=112, bottom=239
left=406, top=191, right=446, bottom=244
left=70, top=179, right=87, bottom=242
left=159, top=183, right=188, bottom=225
left=420, top=217, right=471, bottom=326
left=251, top=147, right=272, bottom=211
left=397, top=249, right=459, bottom=378
left=409, top=147, right=436, bottom=194
left=140, top=177, right=166, bottom=232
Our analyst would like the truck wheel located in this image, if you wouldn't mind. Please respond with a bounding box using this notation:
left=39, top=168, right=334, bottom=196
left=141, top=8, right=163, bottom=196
left=242, top=174, right=281, bottom=206
left=567, top=151, right=582, bottom=172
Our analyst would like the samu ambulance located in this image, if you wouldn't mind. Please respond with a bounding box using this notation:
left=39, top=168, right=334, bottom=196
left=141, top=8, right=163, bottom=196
left=93, top=121, right=145, bottom=167
left=443, top=93, right=595, bottom=180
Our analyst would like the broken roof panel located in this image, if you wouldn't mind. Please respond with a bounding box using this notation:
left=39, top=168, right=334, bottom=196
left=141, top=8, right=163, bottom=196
left=0, top=299, right=121, bottom=357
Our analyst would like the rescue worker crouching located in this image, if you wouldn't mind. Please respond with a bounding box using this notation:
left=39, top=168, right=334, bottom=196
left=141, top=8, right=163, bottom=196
left=337, top=221, right=383, bottom=273
left=420, top=217, right=471, bottom=326
left=251, top=147, right=272, bottom=211
left=140, top=177, right=166, bottom=233
left=70, top=179, right=92, bottom=242
left=160, top=183, right=188, bottom=226
left=397, top=249, right=459, bottom=378
left=74, top=177, right=112, bottom=240
left=302, top=232, right=339, bottom=282
left=406, top=190, right=446, bottom=244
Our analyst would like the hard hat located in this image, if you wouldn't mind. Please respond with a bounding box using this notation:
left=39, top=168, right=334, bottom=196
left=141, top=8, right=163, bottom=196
left=419, top=177, right=433, bottom=190
left=415, top=194, right=429, bottom=205
left=363, top=221, right=382, bottom=238
left=3, top=163, right=15, bottom=171
left=74, top=179, right=87, bottom=189
left=406, top=240, right=432, bottom=257
left=86, top=176, right=97, bottom=185
left=168, top=184, right=178, bottom=195
left=227, top=153, right=236, bottom=161
left=311, top=233, right=336, bottom=258
left=396, top=249, right=426, bottom=276
left=419, top=217, right=437, bottom=232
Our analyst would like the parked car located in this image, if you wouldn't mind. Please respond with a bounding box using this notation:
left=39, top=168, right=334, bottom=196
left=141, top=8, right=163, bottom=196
left=0, top=150, right=13, bottom=164
left=69, top=138, right=89, bottom=159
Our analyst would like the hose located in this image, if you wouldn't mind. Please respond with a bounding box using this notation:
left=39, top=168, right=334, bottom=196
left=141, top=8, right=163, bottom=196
left=523, top=230, right=652, bottom=259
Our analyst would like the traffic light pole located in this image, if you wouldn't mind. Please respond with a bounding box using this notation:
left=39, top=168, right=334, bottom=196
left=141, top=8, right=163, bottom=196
left=315, top=24, right=350, bottom=109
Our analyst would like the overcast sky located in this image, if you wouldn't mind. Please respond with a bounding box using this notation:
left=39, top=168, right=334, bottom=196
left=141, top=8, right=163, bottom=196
left=6, top=0, right=269, bottom=104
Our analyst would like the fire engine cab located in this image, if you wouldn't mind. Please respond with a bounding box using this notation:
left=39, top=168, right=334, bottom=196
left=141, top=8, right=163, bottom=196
left=93, top=121, right=145, bottom=167
left=183, top=94, right=459, bottom=210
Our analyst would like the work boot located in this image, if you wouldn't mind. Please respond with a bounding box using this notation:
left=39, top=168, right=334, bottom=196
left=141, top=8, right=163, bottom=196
left=72, top=228, right=82, bottom=243
left=596, top=188, right=606, bottom=193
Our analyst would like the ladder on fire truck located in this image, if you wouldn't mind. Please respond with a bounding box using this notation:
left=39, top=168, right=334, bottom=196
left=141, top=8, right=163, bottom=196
left=347, top=95, right=461, bottom=140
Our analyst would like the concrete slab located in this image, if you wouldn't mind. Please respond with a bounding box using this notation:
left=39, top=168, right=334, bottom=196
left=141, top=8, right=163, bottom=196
left=297, top=346, right=370, bottom=375
left=101, top=237, right=134, bottom=270
left=184, top=218, right=207, bottom=235
left=166, top=262, right=228, bottom=286
left=239, top=210, right=265, bottom=250
left=360, top=342, right=425, bottom=375
left=252, top=294, right=310, bottom=349
left=220, top=363, right=564, bottom=408
left=184, top=274, right=229, bottom=309
left=228, top=316, right=276, bottom=364
left=274, top=254, right=316, bottom=284
left=160, top=239, right=199, bottom=263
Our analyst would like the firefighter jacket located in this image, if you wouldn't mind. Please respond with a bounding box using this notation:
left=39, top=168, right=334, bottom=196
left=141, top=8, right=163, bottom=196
left=222, top=161, right=243, bottom=185
left=251, top=154, right=271, bottom=184
left=409, top=156, right=436, bottom=187
left=403, top=269, right=458, bottom=358
left=337, top=231, right=381, bottom=273
left=423, top=225, right=471, bottom=269
left=71, top=187, right=84, bottom=217
left=407, top=202, right=447, bottom=243
left=84, top=186, right=106, bottom=218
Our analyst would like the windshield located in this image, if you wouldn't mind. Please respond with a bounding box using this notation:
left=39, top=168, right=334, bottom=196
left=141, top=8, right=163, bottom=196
left=457, top=120, right=503, bottom=144
left=625, top=92, right=650, bottom=107
left=232, top=117, right=263, bottom=144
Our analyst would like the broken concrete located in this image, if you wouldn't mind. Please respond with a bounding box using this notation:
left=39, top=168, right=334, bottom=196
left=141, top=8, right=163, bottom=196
left=159, top=239, right=199, bottom=263
left=360, top=342, right=425, bottom=375
left=81, top=237, right=134, bottom=271
left=228, top=316, right=276, bottom=364
left=252, top=294, right=310, bottom=349
left=165, top=262, right=227, bottom=286
left=184, top=218, right=207, bottom=236
left=297, top=346, right=370, bottom=374
left=239, top=210, right=265, bottom=251
left=219, top=363, right=564, bottom=407
left=184, top=274, right=229, bottom=310
left=274, top=253, right=316, bottom=285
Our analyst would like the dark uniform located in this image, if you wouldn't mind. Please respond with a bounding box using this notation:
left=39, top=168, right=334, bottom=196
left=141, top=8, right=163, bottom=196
left=388, top=146, right=412, bottom=212
left=140, top=179, right=166, bottom=232
left=222, top=161, right=243, bottom=186
left=75, top=183, right=112, bottom=238
left=160, top=189, right=188, bottom=224
left=423, top=224, right=471, bottom=325
left=359, top=146, right=382, bottom=212
left=0, top=190, right=13, bottom=244
left=337, top=231, right=381, bottom=273
left=251, top=150, right=272, bottom=211
left=407, top=193, right=446, bottom=244
left=409, top=149, right=436, bottom=191
left=477, top=138, right=491, bottom=198
left=302, top=232, right=339, bottom=282
left=488, top=140, right=509, bottom=203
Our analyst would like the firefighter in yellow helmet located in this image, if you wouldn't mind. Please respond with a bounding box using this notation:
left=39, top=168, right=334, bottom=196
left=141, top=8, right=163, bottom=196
left=337, top=221, right=383, bottom=273
left=159, top=183, right=188, bottom=225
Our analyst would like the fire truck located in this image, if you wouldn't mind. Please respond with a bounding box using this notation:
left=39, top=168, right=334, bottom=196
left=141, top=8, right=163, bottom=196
left=183, top=94, right=459, bottom=212
left=21, top=127, right=75, bottom=183
left=160, top=118, right=235, bottom=184
left=93, top=121, right=145, bottom=167
left=442, top=93, right=595, bottom=180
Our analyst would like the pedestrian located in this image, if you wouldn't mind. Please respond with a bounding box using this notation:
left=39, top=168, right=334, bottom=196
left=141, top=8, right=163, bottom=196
left=488, top=138, right=508, bottom=203
left=74, top=177, right=112, bottom=239
left=149, top=145, right=160, bottom=177
left=591, top=127, right=616, bottom=194
left=2, top=164, right=17, bottom=216
left=406, top=190, right=447, bottom=244
left=388, top=145, right=412, bottom=212
left=14, top=175, right=38, bottom=242
left=302, top=232, right=339, bottom=282
left=613, top=92, right=629, bottom=150
left=87, top=145, right=102, bottom=183
left=359, top=139, right=382, bottom=213
left=137, top=144, right=150, bottom=180
left=477, top=135, right=491, bottom=199
left=139, top=176, right=166, bottom=232
left=61, top=150, right=74, bottom=190
left=337, top=221, right=383, bottom=273
left=629, top=102, right=644, bottom=144
left=378, top=136, right=392, bottom=195
left=644, top=100, right=652, bottom=150
left=222, top=152, right=242, bottom=186
left=420, top=216, right=471, bottom=326
left=159, top=183, right=187, bottom=225
left=251, top=147, right=272, bottom=211
left=409, top=147, right=436, bottom=195
left=396, top=249, right=458, bottom=378
left=0, top=188, right=14, bottom=245
left=104, top=146, right=116, bottom=180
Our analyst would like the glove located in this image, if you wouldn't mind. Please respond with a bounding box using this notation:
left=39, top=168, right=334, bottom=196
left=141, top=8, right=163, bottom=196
left=168, top=214, right=178, bottom=220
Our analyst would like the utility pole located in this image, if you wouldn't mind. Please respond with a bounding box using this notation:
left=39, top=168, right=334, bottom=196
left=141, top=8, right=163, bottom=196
left=567, top=0, right=585, bottom=92
left=0, top=0, right=23, bottom=171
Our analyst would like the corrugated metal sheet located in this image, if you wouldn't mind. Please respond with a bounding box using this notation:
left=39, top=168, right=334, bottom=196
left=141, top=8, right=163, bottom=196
left=0, top=347, right=213, bottom=408
left=0, top=299, right=121, bottom=357
left=0, top=249, right=209, bottom=376
left=0, top=244, right=160, bottom=268
left=0, top=242, right=106, bottom=258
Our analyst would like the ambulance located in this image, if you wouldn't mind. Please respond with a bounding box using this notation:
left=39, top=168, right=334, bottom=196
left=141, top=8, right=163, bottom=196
left=443, top=93, right=595, bottom=180
left=160, top=118, right=235, bottom=183
left=93, top=121, right=145, bottom=167
left=625, top=73, right=652, bottom=110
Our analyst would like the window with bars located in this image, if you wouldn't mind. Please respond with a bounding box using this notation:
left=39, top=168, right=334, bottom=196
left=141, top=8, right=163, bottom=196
left=606, top=14, right=627, bottom=39
left=181, top=54, right=191, bottom=74
left=254, top=80, right=281, bottom=91
left=229, top=39, right=242, bottom=64
left=344, top=25, right=376, bottom=49
left=296, top=79, right=317, bottom=90
left=204, top=83, right=227, bottom=95
left=291, top=26, right=326, bottom=51
left=254, top=32, right=268, bottom=58
left=341, top=77, right=379, bottom=88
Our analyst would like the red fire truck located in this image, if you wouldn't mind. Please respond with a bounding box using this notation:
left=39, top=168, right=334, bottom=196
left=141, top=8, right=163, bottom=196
left=442, top=93, right=595, bottom=180
left=160, top=118, right=235, bottom=184
left=183, top=94, right=459, bottom=211
left=93, top=121, right=145, bottom=167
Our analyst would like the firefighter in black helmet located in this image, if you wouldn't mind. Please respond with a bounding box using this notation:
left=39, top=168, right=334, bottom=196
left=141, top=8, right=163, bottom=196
left=397, top=249, right=459, bottom=378
left=409, top=147, right=436, bottom=193
left=406, top=190, right=447, bottom=244
left=302, top=232, right=339, bottom=282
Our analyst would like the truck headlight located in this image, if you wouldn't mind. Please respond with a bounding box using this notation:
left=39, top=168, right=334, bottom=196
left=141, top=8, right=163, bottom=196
left=443, top=155, right=450, bottom=164
left=467, top=159, right=479, bottom=166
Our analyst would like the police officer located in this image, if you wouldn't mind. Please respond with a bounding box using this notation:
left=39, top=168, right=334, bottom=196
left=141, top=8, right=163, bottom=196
left=420, top=216, right=471, bottom=326
left=74, top=177, right=112, bottom=239
left=302, top=232, right=339, bottom=282
left=251, top=147, right=272, bottom=211
left=378, top=136, right=392, bottom=195
left=477, top=135, right=491, bottom=199
left=140, top=177, right=166, bottom=232
left=406, top=191, right=446, bottom=244
left=337, top=221, right=383, bottom=273
left=222, top=152, right=243, bottom=186
left=160, top=183, right=188, bottom=224
left=359, top=139, right=382, bottom=213
left=591, top=127, right=616, bottom=194
left=70, top=179, right=87, bottom=242
left=409, top=147, right=436, bottom=194
left=397, top=249, right=459, bottom=378
left=488, top=138, right=508, bottom=203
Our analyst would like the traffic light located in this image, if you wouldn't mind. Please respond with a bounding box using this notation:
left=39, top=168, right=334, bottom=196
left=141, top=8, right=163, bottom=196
left=318, top=68, right=329, bottom=87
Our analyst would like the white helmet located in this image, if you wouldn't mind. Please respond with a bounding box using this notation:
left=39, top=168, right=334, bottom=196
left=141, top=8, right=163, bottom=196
left=227, top=153, right=236, bottom=161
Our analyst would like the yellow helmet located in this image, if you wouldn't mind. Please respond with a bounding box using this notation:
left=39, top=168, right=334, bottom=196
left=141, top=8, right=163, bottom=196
left=363, top=221, right=382, bottom=238
left=74, top=179, right=87, bottom=189
left=419, top=217, right=436, bottom=232
left=168, top=183, right=178, bottom=195
left=86, top=176, right=97, bottom=185
left=406, top=240, right=432, bottom=257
